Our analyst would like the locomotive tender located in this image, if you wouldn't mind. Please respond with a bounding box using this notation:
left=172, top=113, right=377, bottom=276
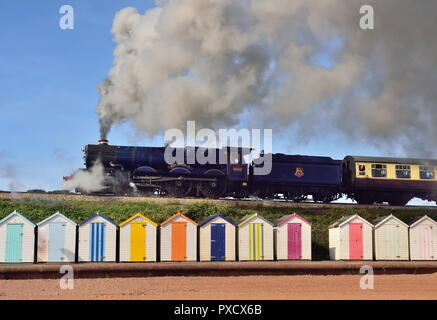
left=66, top=140, right=437, bottom=206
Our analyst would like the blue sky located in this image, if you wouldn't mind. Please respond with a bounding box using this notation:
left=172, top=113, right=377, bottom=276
left=0, top=1, right=158, bottom=191
left=0, top=1, right=413, bottom=195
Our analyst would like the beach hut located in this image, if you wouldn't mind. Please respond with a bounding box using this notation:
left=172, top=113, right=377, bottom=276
left=373, top=214, right=409, bottom=260
left=329, top=214, right=373, bottom=260
left=119, top=213, right=158, bottom=262
left=160, top=212, right=198, bottom=262
left=37, top=212, right=77, bottom=263
left=199, top=213, right=236, bottom=261
left=409, top=215, right=437, bottom=260
left=237, top=213, right=274, bottom=261
left=0, top=210, right=35, bottom=263
left=78, top=212, right=117, bottom=262
left=274, top=213, right=312, bottom=260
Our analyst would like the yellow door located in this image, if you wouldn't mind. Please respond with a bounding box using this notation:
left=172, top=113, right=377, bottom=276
left=131, top=222, right=147, bottom=261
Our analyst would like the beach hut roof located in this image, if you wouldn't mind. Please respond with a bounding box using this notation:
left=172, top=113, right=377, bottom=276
left=373, top=214, right=408, bottom=228
left=0, top=210, right=35, bottom=227
left=119, top=213, right=158, bottom=227
left=329, top=214, right=373, bottom=229
left=274, top=213, right=312, bottom=227
left=160, top=212, right=198, bottom=227
left=198, top=213, right=236, bottom=227
left=237, top=213, right=274, bottom=227
left=409, top=215, right=437, bottom=228
left=79, top=212, right=117, bottom=226
left=37, top=211, right=77, bottom=226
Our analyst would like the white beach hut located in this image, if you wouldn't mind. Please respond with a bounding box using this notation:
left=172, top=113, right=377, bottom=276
left=274, top=213, right=312, bottom=260
left=409, top=215, right=437, bottom=260
left=119, top=213, right=158, bottom=262
left=160, top=212, right=198, bottom=262
left=0, top=210, right=35, bottom=263
left=37, top=212, right=77, bottom=263
left=329, top=214, right=373, bottom=260
left=237, top=213, right=274, bottom=261
left=373, top=214, right=409, bottom=261
left=199, top=213, right=236, bottom=261
left=78, top=212, right=117, bottom=262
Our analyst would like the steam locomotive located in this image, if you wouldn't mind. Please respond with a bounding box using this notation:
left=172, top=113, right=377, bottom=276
left=64, top=140, right=437, bottom=206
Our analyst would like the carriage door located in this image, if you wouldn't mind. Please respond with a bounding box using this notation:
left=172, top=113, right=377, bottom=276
left=131, top=222, right=147, bottom=261
left=249, top=223, right=263, bottom=261
left=48, top=222, right=66, bottom=262
left=288, top=223, right=302, bottom=260
left=385, top=224, right=400, bottom=260
left=420, top=225, right=433, bottom=260
left=349, top=223, right=363, bottom=260
left=172, top=222, right=187, bottom=261
left=5, top=224, right=23, bottom=262
left=90, top=222, right=106, bottom=262
left=211, top=223, right=225, bottom=261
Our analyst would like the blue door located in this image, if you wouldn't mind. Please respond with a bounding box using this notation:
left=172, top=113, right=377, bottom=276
left=48, top=222, right=65, bottom=262
left=90, top=222, right=105, bottom=262
left=211, top=223, right=225, bottom=261
left=5, top=224, right=23, bottom=263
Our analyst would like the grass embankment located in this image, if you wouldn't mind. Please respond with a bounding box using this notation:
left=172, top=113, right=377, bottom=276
left=1, top=198, right=436, bottom=260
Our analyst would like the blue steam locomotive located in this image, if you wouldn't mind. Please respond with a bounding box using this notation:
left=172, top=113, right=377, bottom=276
left=65, top=140, right=437, bottom=206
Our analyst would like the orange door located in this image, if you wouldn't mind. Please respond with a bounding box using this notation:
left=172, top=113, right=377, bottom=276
left=172, top=222, right=187, bottom=261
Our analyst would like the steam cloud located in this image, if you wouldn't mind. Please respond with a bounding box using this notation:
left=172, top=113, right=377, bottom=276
left=62, top=161, right=108, bottom=193
left=96, top=0, right=437, bottom=157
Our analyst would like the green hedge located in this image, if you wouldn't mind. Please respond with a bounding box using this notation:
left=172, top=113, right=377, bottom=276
left=1, top=198, right=436, bottom=260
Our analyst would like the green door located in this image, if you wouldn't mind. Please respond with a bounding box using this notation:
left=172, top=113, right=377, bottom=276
left=5, top=224, right=23, bottom=263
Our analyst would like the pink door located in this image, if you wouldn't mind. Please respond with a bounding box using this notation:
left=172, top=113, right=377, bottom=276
left=288, top=223, right=302, bottom=260
left=349, top=223, right=363, bottom=260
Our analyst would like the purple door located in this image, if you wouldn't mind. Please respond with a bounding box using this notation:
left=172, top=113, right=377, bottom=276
left=288, top=223, right=302, bottom=260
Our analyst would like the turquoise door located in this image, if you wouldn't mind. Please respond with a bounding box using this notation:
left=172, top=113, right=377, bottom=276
left=5, top=224, right=23, bottom=263
left=48, top=222, right=66, bottom=262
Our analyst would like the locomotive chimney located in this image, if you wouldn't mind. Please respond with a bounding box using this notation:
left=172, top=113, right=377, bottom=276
left=98, top=139, right=109, bottom=145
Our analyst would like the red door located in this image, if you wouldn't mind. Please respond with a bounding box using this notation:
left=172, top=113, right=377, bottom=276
left=349, top=223, right=363, bottom=260
left=288, top=223, right=302, bottom=260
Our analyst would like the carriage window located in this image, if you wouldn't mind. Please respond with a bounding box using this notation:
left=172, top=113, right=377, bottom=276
left=395, top=165, right=411, bottom=179
left=358, top=165, right=366, bottom=176
left=420, top=166, right=435, bottom=180
left=371, top=164, right=387, bottom=178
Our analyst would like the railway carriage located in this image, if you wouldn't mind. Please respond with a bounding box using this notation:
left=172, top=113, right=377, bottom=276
left=342, top=156, right=437, bottom=205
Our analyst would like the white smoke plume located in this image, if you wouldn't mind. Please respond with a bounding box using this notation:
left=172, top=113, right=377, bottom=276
left=96, top=0, right=437, bottom=157
left=62, top=161, right=107, bottom=193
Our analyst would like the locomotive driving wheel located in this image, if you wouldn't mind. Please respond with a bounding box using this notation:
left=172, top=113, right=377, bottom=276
left=200, top=177, right=226, bottom=198
left=164, top=179, right=193, bottom=198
